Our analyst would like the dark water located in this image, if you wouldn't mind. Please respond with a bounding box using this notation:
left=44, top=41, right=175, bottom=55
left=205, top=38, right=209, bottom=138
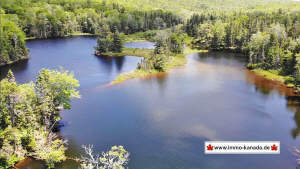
left=4, top=37, right=300, bottom=169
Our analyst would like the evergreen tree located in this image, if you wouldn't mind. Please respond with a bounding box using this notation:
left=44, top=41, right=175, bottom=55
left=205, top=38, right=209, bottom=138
left=7, top=69, right=15, bottom=83
left=154, top=38, right=167, bottom=55
left=95, top=37, right=110, bottom=55
left=170, top=33, right=185, bottom=54
left=111, top=29, right=123, bottom=53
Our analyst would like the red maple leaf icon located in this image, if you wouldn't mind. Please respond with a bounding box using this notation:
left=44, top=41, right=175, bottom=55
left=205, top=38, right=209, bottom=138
left=271, top=144, right=278, bottom=151
left=207, top=144, right=213, bottom=151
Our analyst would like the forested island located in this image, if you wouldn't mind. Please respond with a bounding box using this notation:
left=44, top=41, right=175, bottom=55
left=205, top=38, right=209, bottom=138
left=1, top=0, right=300, bottom=169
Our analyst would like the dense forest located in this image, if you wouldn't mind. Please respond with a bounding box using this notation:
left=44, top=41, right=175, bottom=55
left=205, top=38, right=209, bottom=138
left=0, top=0, right=182, bottom=65
left=2, top=0, right=182, bottom=38
left=183, top=7, right=300, bottom=86
left=96, top=0, right=298, bottom=17
left=0, top=17, right=28, bottom=66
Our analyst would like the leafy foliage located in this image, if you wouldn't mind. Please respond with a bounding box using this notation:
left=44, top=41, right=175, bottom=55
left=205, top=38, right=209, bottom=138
left=2, top=0, right=183, bottom=39
left=0, top=69, right=80, bottom=169
left=80, top=145, right=130, bottom=169
left=0, top=17, right=28, bottom=65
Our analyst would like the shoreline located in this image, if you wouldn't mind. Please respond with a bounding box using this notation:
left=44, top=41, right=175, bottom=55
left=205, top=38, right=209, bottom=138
left=249, top=68, right=299, bottom=93
left=110, top=47, right=208, bottom=85
left=107, top=46, right=299, bottom=94
left=0, top=55, right=30, bottom=68
left=111, top=56, right=186, bottom=85
left=24, top=30, right=157, bottom=42
left=24, top=32, right=96, bottom=41
left=10, top=33, right=150, bottom=69
left=8, top=42, right=298, bottom=168
left=95, top=47, right=153, bottom=58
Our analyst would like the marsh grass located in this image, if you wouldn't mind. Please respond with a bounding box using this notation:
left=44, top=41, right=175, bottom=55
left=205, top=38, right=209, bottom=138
left=253, top=69, right=296, bottom=88
left=100, top=48, right=153, bottom=57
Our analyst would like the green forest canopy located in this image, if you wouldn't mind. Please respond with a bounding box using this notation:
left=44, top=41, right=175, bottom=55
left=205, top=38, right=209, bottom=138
left=107, top=0, right=299, bottom=16
left=0, top=0, right=300, bottom=168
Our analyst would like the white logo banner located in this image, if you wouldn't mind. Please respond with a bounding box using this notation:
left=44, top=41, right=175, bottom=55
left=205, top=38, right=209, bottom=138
left=204, top=141, right=280, bottom=154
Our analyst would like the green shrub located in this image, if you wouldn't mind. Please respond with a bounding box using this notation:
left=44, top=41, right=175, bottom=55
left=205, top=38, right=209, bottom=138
left=284, top=76, right=295, bottom=84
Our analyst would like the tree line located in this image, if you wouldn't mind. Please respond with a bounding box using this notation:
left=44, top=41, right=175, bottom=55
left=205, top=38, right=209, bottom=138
left=184, top=8, right=300, bottom=85
left=2, top=0, right=183, bottom=38
left=0, top=0, right=183, bottom=66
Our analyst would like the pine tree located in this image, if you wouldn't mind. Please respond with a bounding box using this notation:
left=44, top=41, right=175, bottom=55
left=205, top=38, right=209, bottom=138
left=7, top=69, right=16, bottom=83
left=154, top=38, right=166, bottom=54
left=170, top=33, right=184, bottom=54
left=95, top=37, right=109, bottom=55
left=111, top=29, right=123, bottom=53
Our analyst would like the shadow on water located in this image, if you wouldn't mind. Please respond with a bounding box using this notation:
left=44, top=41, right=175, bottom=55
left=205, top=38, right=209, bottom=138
left=94, top=55, right=127, bottom=74
left=94, top=55, right=114, bottom=75
left=290, top=106, right=300, bottom=139
left=285, top=97, right=300, bottom=139
left=0, top=59, right=29, bottom=79
left=245, top=70, right=297, bottom=97
left=115, top=57, right=125, bottom=72
left=245, top=69, right=300, bottom=141
left=137, top=72, right=169, bottom=92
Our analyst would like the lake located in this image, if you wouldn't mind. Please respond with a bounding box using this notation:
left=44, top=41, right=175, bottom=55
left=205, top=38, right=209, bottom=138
left=2, top=36, right=300, bottom=169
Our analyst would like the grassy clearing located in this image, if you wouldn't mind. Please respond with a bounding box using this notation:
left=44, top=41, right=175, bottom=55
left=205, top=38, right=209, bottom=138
left=252, top=69, right=285, bottom=82
left=252, top=68, right=296, bottom=88
left=165, top=55, right=187, bottom=69
left=122, top=30, right=158, bottom=42
left=123, top=33, right=148, bottom=42
left=112, top=69, right=158, bottom=84
left=69, top=32, right=95, bottom=36
left=184, top=46, right=209, bottom=55
left=24, top=37, right=36, bottom=40
left=101, top=48, right=153, bottom=57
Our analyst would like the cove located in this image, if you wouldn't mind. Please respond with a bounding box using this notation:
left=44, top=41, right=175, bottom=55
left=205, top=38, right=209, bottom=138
left=2, top=37, right=300, bottom=169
